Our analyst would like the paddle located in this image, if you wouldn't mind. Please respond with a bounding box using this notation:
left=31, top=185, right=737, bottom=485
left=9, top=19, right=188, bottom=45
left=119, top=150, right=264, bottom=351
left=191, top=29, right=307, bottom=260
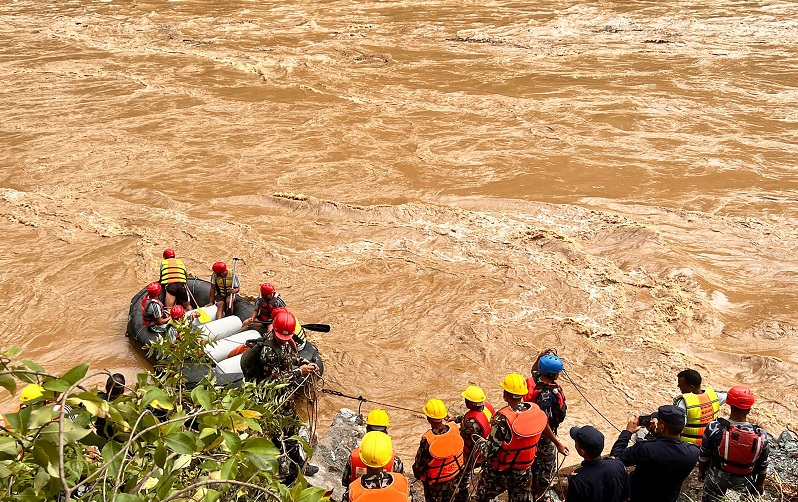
left=227, top=257, right=240, bottom=314
left=302, top=323, right=331, bottom=333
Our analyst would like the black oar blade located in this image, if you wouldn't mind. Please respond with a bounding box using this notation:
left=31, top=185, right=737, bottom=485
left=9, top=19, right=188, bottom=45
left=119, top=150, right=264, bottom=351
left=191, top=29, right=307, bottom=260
left=302, top=323, right=331, bottom=333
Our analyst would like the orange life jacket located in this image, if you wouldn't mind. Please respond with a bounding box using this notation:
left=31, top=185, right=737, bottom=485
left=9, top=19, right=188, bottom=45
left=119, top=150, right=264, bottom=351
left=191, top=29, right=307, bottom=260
left=420, top=424, right=465, bottom=483
left=348, top=447, right=395, bottom=484
left=490, top=404, right=548, bottom=471
left=349, top=472, right=410, bottom=502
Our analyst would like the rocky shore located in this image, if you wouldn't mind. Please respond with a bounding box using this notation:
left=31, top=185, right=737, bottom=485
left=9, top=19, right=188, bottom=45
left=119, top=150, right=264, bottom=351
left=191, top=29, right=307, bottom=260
left=311, top=409, right=798, bottom=502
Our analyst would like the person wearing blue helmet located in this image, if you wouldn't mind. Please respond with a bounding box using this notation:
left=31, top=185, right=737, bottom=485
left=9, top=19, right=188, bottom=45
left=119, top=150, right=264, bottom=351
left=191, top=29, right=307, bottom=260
left=524, top=349, right=568, bottom=501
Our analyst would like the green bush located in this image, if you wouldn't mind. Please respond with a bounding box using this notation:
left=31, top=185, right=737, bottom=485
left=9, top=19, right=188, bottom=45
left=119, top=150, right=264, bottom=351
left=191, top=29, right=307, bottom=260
left=0, top=322, right=328, bottom=502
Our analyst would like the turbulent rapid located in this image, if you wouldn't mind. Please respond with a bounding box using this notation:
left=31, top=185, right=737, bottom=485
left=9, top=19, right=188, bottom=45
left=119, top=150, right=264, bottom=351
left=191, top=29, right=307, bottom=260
left=1, top=0, right=797, bottom=460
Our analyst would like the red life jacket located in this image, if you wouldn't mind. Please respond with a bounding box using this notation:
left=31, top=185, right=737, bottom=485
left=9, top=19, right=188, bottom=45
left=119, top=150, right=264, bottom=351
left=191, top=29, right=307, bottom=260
left=347, top=447, right=395, bottom=484
left=255, top=293, right=282, bottom=322
left=462, top=404, right=493, bottom=458
left=491, top=404, right=548, bottom=471
left=349, top=472, right=410, bottom=502
left=717, top=420, right=766, bottom=476
left=524, top=377, right=566, bottom=429
left=420, top=425, right=465, bottom=483
left=141, top=297, right=163, bottom=327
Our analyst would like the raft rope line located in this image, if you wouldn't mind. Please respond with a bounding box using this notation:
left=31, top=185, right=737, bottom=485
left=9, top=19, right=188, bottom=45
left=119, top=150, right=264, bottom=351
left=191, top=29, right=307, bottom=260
left=561, top=368, right=621, bottom=433
left=320, top=388, right=420, bottom=414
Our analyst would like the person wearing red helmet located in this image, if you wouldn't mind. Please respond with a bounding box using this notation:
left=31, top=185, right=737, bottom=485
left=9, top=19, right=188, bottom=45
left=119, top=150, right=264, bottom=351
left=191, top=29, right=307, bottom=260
left=205, top=261, right=240, bottom=320
left=239, top=309, right=320, bottom=481
left=159, top=249, right=190, bottom=309
left=698, top=385, right=770, bottom=501
left=242, top=283, right=287, bottom=331
left=141, top=282, right=169, bottom=333
left=164, top=304, right=200, bottom=342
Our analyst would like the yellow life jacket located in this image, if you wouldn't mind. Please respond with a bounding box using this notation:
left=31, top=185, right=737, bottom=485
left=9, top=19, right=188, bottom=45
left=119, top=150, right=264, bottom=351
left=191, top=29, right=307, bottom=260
left=214, top=271, right=234, bottom=296
left=160, top=259, right=187, bottom=284
left=678, top=387, right=720, bottom=445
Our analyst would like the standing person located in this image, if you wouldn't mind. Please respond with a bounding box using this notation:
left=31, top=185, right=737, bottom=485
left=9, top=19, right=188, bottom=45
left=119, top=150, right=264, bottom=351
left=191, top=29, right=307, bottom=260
left=412, top=399, right=465, bottom=502
left=239, top=310, right=319, bottom=480
left=341, top=409, right=406, bottom=500
left=674, top=369, right=726, bottom=446
left=348, top=431, right=412, bottom=501
left=609, top=405, right=699, bottom=502
left=242, top=283, right=287, bottom=331
left=474, top=373, right=569, bottom=502
left=525, top=350, right=568, bottom=500
left=206, top=261, right=240, bottom=320
left=565, top=425, right=629, bottom=502
left=698, top=385, right=769, bottom=501
left=142, top=282, right=169, bottom=333
left=159, top=248, right=190, bottom=309
left=448, top=385, right=495, bottom=502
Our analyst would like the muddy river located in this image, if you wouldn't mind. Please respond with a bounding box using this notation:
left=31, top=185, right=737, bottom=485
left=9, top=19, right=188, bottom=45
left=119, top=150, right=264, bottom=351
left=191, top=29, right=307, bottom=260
left=1, top=0, right=797, bottom=461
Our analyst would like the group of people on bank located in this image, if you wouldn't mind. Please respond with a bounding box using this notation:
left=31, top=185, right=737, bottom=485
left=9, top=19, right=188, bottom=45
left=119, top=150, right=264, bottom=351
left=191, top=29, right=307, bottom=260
left=140, top=249, right=774, bottom=502
left=340, top=356, right=770, bottom=502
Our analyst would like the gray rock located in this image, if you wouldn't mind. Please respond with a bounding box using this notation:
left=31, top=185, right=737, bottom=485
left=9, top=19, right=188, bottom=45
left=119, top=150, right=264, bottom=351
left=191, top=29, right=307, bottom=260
left=309, top=408, right=366, bottom=500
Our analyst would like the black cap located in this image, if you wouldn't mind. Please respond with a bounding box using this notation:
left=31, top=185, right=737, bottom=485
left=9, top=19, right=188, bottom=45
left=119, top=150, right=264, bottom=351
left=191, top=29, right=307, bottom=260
left=652, top=405, right=686, bottom=426
left=570, top=425, right=604, bottom=457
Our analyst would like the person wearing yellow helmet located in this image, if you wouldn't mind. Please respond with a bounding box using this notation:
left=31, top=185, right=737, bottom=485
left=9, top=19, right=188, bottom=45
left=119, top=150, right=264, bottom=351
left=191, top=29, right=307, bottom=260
left=474, top=373, right=569, bottom=502
left=412, top=399, right=465, bottom=502
left=347, top=431, right=412, bottom=501
left=342, top=409, right=406, bottom=498
left=447, top=385, right=496, bottom=502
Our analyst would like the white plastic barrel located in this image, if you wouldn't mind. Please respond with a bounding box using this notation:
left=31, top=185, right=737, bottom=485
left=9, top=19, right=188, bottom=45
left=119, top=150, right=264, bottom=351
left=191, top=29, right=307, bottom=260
left=198, top=316, right=242, bottom=342
left=205, top=330, right=260, bottom=362
left=215, top=354, right=243, bottom=381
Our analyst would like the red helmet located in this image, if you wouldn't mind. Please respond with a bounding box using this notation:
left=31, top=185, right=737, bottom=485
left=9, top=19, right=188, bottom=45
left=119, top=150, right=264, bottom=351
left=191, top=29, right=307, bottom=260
left=272, top=310, right=296, bottom=341
left=170, top=305, right=185, bottom=319
left=260, top=283, right=276, bottom=296
left=727, top=385, right=755, bottom=410
left=146, top=282, right=162, bottom=297
left=163, top=248, right=176, bottom=259
left=212, top=262, right=227, bottom=275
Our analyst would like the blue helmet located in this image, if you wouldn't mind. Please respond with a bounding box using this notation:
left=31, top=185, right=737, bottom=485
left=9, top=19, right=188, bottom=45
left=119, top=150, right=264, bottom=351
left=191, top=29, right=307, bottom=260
left=538, top=354, right=564, bottom=375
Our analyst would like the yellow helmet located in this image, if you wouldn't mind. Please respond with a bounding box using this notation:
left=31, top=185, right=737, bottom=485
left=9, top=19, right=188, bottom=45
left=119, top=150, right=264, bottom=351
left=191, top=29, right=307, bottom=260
left=359, top=431, right=393, bottom=468
left=500, top=373, right=528, bottom=397
left=366, top=409, right=390, bottom=428
left=20, top=384, right=44, bottom=403
left=422, top=398, right=448, bottom=419
left=461, top=385, right=486, bottom=403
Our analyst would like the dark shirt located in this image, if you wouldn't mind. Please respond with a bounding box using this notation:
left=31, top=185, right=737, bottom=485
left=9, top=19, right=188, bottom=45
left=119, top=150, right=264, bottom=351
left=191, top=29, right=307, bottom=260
left=699, top=420, right=769, bottom=475
left=566, top=458, right=630, bottom=502
left=609, top=430, right=699, bottom=502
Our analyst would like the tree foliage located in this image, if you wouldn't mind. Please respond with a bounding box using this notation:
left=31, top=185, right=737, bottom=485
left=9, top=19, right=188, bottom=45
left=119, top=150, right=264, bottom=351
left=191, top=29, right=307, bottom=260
left=0, top=322, right=328, bottom=502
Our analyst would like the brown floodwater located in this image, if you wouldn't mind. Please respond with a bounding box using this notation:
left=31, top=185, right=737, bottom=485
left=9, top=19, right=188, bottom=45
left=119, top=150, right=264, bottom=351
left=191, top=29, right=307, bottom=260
left=1, top=0, right=797, bottom=462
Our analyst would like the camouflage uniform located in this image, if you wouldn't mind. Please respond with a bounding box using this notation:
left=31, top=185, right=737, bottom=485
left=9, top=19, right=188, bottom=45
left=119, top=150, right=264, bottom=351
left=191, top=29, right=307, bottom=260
left=413, top=424, right=462, bottom=502
left=474, top=404, right=535, bottom=502
left=453, top=413, right=488, bottom=502
left=526, top=372, right=566, bottom=498
left=531, top=436, right=557, bottom=495
left=701, top=466, right=761, bottom=502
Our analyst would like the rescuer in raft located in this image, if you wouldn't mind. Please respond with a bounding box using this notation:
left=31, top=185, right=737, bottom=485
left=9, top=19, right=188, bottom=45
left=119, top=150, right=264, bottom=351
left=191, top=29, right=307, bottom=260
left=141, top=282, right=169, bottom=333
left=447, top=385, right=495, bottom=502
left=159, top=248, right=190, bottom=309
left=342, top=409, right=406, bottom=501
left=242, top=283, right=287, bottom=331
left=474, top=373, right=568, bottom=502
left=348, top=431, right=413, bottom=501
left=412, top=399, right=465, bottom=502
left=698, top=385, right=770, bottom=501
left=205, top=261, right=240, bottom=320
left=673, top=369, right=726, bottom=446
left=525, top=350, right=568, bottom=500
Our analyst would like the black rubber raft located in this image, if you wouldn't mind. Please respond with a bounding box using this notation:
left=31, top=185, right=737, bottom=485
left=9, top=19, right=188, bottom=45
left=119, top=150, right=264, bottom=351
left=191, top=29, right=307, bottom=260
left=126, top=277, right=324, bottom=387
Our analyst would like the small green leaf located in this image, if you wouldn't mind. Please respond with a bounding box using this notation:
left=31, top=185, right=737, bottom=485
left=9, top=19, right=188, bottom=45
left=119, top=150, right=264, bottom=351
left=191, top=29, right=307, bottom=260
left=115, top=494, right=144, bottom=502
left=297, top=486, right=329, bottom=502
left=198, top=427, right=218, bottom=440
left=38, top=420, right=90, bottom=445
left=142, top=388, right=172, bottom=410
left=191, top=386, right=212, bottom=410
left=203, top=488, right=220, bottom=502
left=220, top=457, right=238, bottom=480
left=22, top=360, right=44, bottom=372
left=0, top=374, right=16, bottom=396
left=102, top=439, right=123, bottom=478
left=33, top=467, right=50, bottom=491
left=241, top=437, right=279, bottom=455
left=42, top=379, right=71, bottom=393
left=154, top=443, right=167, bottom=469
left=221, top=430, right=241, bottom=454
left=27, top=406, right=60, bottom=429
left=62, top=363, right=89, bottom=385
left=7, top=347, right=22, bottom=357
left=163, top=431, right=195, bottom=455
left=156, top=472, right=177, bottom=500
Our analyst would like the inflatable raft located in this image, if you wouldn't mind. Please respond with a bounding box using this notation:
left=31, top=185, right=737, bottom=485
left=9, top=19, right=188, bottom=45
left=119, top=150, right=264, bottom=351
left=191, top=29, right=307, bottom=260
left=126, top=277, right=324, bottom=386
